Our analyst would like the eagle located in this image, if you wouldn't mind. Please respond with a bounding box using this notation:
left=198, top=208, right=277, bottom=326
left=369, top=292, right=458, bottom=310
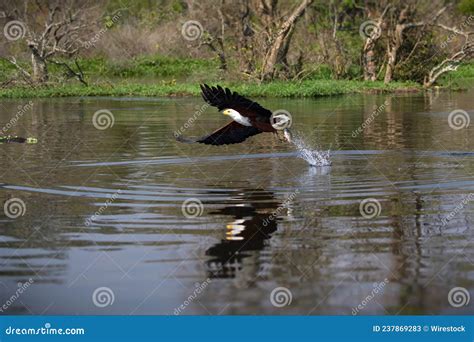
left=176, top=84, right=292, bottom=145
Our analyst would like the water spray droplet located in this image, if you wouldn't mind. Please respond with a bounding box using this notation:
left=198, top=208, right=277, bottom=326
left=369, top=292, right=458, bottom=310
left=291, top=134, right=331, bottom=167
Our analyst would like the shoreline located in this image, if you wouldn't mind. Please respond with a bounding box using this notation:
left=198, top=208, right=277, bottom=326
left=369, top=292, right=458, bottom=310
left=0, top=80, right=423, bottom=99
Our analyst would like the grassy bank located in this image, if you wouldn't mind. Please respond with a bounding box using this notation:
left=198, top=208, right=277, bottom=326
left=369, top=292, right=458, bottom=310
left=438, top=63, right=474, bottom=89
left=0, top=80, right=420, bottom=99
left=1, top=55, right=472, bottom=99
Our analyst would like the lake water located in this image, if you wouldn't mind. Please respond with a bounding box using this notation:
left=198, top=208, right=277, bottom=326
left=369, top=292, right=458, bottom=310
left=0, top=90, right=473, bottom=315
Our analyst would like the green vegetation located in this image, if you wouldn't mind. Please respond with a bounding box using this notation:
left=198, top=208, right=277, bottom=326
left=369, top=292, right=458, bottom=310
left=0, top=78, right=419, bottom=99
left=0, top=55, right=218, bottom=83
left=439, top=63, right=474, bottom=88
left=2, top=54, right=473, bottom=99
left=86, top=55, right=218, bottom=78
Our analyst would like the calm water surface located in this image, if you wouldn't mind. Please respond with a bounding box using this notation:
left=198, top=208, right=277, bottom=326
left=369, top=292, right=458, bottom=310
left=0, top=90, right=473, bottom=315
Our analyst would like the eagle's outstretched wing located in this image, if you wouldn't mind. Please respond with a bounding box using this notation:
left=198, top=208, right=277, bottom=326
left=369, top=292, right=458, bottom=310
left=200, top=84, right=272, bottom=119
left=176, top=121, right=262, bottom=146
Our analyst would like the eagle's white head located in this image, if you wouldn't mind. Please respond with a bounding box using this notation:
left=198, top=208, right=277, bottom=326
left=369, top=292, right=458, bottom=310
left=222, top=108, right=252, bottom=126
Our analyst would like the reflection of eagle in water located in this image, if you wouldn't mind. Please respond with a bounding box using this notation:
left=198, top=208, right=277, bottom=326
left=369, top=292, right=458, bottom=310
left=206, top=189, right=280, bottom=279
left=176, top=84, right=292, bottom=145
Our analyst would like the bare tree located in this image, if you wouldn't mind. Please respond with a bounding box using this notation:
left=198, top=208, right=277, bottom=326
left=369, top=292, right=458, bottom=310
left=424, top=24, right=474, bottom=87
left=383, top=4, right=447, bottom=84
left=1, top=0, right=102, bottom=84
left=260, top=0, right=313, bottom=81
left=313, top=0, right=354, bottom=80
left=186, top=0, right=312, bottom=81
left=233, top=0, right=256, bottom=75
left=195, top=0, right=228, bottom=71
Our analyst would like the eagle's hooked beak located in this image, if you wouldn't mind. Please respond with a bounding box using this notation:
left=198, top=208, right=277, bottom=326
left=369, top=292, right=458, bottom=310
left=222, top=109, right=230, bottom=116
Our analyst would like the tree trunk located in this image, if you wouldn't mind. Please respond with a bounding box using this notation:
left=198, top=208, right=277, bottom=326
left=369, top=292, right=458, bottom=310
left=361, top=5, right=391, bottom=81
left=384, top=24, right=403, bottom=84
left=31, top=53, right=48, bottom=83
left=217, top=51, right=227, bottom=71
left=204, top=39, right=227, bottom=71
left=261, top=0, right=312, bottom=81
left=363, top=39, right=378, bottom=81
left=384, top=45, right=397, bottom=83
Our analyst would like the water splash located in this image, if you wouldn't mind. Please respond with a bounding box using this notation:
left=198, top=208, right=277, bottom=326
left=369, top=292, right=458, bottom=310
left=291, top=134, right=331, bottom=167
